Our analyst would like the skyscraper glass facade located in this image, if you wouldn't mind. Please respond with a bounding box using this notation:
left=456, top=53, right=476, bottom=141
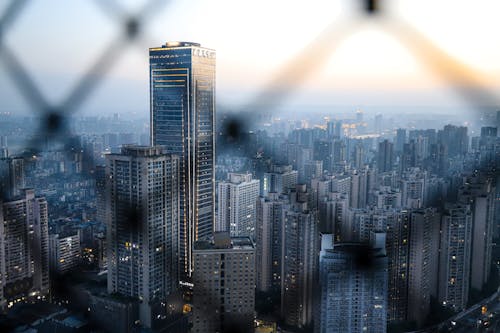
left=150, top=42, right=216, bottom=277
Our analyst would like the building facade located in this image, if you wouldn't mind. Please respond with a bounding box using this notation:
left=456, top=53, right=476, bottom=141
left=0, top=189, right=49, bottom=309
left=407, top=208, right=441, bottom=326
left=256, top=193, right=287, bottom=293
left=216, top=173, right=260, bottom=238
left=263, top=165, right=298, bottom=196
left=281, top=185, right=319, bottom=328
left=105, top=146, right=179, bottom=327
left=315, top=234, right=388, bottom=333
left=377, top=139, right=394, bottom=173
left=458, top=176, right=496, bottom=290
left=438, top=204, right=473, bottom=311
left=49, top=231, right=81, bottom=275
left=150, top=41, right=216, bottom=277
left=0, top=157, right=25, bottom=200
left=192, top=233, right=255, bottom=333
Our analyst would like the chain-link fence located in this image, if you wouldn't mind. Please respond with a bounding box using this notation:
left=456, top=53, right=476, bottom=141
left=0, top=0, right=499, bottom=332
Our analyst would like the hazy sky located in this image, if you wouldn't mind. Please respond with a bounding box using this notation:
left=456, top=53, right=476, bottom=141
left=1, top=0, right=500, bottom=117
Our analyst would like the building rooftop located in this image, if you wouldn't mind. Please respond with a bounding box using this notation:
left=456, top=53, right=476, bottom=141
left=163, top=41, right=201, bottom=48
left=108, top=145, right=176, bottom=158
left=150, top=41, right=215, bottom=54
left=194, top=233, right=254, bottom=251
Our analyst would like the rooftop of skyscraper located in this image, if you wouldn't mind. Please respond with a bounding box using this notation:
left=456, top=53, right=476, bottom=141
left=112, top=145, right=168, bottom=157
left=163, top=41, right=201, bottom=48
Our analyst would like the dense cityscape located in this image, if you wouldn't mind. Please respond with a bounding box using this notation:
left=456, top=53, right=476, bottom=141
left=0, top=40, right=499, bottom=333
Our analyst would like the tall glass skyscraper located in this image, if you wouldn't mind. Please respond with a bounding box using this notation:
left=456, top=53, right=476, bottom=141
left=150, top=42, right=216, bottom=277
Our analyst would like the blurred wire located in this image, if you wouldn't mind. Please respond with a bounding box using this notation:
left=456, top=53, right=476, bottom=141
left=1, top=44, right=49, bottom=112
left=0, top=0, right=171, bottom=153
left=384, top=17, right=500, bottom=109
left=240, top=20, right=355, bottom=114
left=0, top=0, right=498, bottom=331
left=0, top=0, right=30, bottom=36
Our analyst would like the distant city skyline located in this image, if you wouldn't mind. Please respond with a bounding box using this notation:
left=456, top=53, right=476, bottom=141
left=1, top=0, right=500, bottom=116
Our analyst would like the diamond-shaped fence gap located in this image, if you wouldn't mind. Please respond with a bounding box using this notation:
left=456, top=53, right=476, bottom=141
left=134, top=0, right=172, bottom=22
left=89, top=0, right=152, bottom=44
left=92, top=0, right=129, bottom=23
left=0, top=44, right=49, bottom=112
left=0, top=62, right=40, bottom=115
left=60, top=37, right=128, bottom=115
left=236, top=19, right=355, bottom=118
left=386, top=1, right=500, bottom=92
left=109, top=0, right=158, bottom=16
left=391, top=0, right=500, bottom=53
left=284, top=27, right=424, bottom=101
left=93, top=0, right=172, bottom=41
left=58, top=0, right=172, bottom=114
left=381, top=17, right=500, bottom=112
left=0, top=108, right=39, bottom=179
left=2, top=0, right=118, bottom=110
left=77, top=47, right=150, bottom=115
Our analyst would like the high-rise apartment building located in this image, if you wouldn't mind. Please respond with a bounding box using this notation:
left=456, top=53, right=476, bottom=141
left=49, top=231, right=81, bottom=275
left=303, top=160, right=323, bottom=183
left=438, top=204, right=473, bottom=311
left=318, top=192, right=348, bottom=236
left=310, top=177, right=331, bottom=210
left=350, top=168, right=368, bottom=209
left=95, top=165, right=106, bottom=225
left=327, top=120, right=343, bottom=139
left=400, top=168, right=427, bottom=209
left=105, top=146, right=179, bottom=327
left=343, top=207, right=410, bottom=323
left=438, top=124, right=468, bottom=157
left=344, top=206, right=409, bottom=324
left=354, top=143, right=365, bottom=169
left=374, top=188, right=401, bottom=209
left=377, top=139, right=394, bottom=173
left=0, top=189, right=49, bottom=309
left=281, top=185, right=319, bottom=328
left=480, top=127, right=497, bottom=138
left=400, top=140, right=417, bottom=172
left=313, top=141, right=334, bottom=173
left=150, top=41, right=216, bottom=277
left=333, top=139, right=347, bottom=166
left=315, top=234, right=388, bottom=333
left=256, top=193, right=287, bottom=293
left=407, top=208, right=441, bottom=327
left=477, top=128, right=498, bottom=168
left=458, top=176, right=496, bottom=290
left=192, top=233, right=255, bottom=333
left=428, top=143, right=448, bottom=176
left=395, top=128, right=407, bottom=153
left=216, top=173, right=260, bottom=238
left=263, top=165, right=298, bottom=196
left=386, top=210, right=410, bottom=323
left=0, top=157, right=25, bottom=199
left=331, top=174, right=351, bottom=195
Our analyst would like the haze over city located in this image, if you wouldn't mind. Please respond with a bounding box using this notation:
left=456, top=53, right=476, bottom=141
left=1, top=0, right=500, bottom=117
left=1, top=1, right=500, bottom=333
